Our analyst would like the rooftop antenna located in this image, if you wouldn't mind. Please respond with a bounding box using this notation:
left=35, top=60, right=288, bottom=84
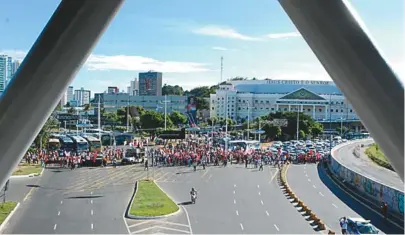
left=220, top=56, right=223, bottom=83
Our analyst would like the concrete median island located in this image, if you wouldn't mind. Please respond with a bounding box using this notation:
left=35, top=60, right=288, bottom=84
left=12, top=163, right=42, bottom=176
left=0, top=201, right=17, bottom=225
left=129, top=180, right=179, bottom=218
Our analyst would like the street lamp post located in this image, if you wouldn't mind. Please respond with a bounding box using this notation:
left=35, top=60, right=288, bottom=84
left=247, top=101, right=250, bottom=140
left=329, top=93, right=333, bottom=153
left=126, top=96, right=130, bottom=132
left=225, top=94, right=228, bottom=159
left=296, top=105, right=300, bottom=141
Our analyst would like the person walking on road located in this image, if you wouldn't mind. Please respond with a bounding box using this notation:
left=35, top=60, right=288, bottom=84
left=144, top=158, right=149, bottom=171
left=339, top=217, right=348, bottom=234
left=381, top=202, right=388, bottom=220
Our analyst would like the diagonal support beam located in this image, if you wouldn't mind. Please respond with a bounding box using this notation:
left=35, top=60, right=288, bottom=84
left=278, top=0, right=404, bottom=181
left=0, top=0, right=124, bottom=189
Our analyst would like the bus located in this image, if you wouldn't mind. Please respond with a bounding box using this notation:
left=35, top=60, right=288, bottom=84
left=48, top=138, right=60, bottom=151
left=51, top=134, right=75, bottom=152
left=115, top=133, right=133, bottom=145
left=81, top=135, right=102, bottom=152
left=228, top=140, right=261, bottom=151
left=67, top=135, right=90, bottom=153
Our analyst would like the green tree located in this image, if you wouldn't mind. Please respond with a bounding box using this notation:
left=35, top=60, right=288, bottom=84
left=336, top=126, right=349, bottom=136
left=311, top=122, right=324, bottom=138
left=170, top=111, right=187, bottom=126
left=299, top=130, right=306, bottom=139
left=207, top=117, right=218, bottom=126
left=83, top=104, right=91, bottom=111
left=104, top=112, right=119, bottom=129
left=267, top=111, right=319, bottom=140
left=196, top=97, right=209, bottom=110
left=33, top=116, right=60, bottom=149
left=263, top=124, right=282, bottom=140
left=65, top=102, right=71, bottom=107
left=140, top=110, right=173, bottom=130
left=162, top=84, right=184, bottom=96
left=68, top=107, right=75, bottom=114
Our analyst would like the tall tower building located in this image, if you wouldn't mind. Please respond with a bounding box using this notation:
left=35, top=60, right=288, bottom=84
left=139, top=71, right=162, bottom=96
left=67, top=86, right=74, bottom=102
left=74, top=87, right=91, bottom=106
left=0, top=55, right=8, bottom=94
left=127, top=77, right=139, bottom=96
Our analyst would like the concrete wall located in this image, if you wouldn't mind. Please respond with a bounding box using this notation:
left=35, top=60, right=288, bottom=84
left=330, top=140, right=404, bottom=217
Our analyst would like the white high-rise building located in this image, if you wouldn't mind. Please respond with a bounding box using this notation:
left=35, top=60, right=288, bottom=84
left=60, top=91, right=67, bottom=106
left=127, top=77, right=139, bottom=96
left=67, top=86, right=74, bottom=102
left=74, top=87, right=91, bottom=106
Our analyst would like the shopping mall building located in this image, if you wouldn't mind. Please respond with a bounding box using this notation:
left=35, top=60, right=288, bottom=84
left=209, top=79, right=366, bottom=133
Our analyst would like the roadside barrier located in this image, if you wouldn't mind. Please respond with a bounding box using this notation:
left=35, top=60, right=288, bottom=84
left=277, top=163, right=336, bottom=234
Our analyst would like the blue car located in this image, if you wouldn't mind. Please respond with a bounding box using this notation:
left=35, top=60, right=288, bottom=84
left=346, top=217, right=380, bottom=234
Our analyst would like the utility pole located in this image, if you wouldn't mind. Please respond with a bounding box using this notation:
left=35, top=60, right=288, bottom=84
left=126, top=96, right=130, bottom=132
left=258, top=118, right=261, bottom=142
left=98, top=96, right=101, bottom=138
left=225, top=93, right=228, bottom=159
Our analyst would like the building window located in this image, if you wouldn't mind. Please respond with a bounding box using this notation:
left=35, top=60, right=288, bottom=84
left=319, top=109, right=322, bottom=112
left=350, top=109, right=353, bottom=112
left=238, top=107, right=241, bottom=110
left=255, top=100, right=258, bottom=103
left=284, top=108, right=287, bottom=111
left=335, top=109, right=338, bottom=112
left=271, top=108, right=274, bottom=111
left=341, top=109, right=343, bottom=112
left=307, top=109, right=311, bottom=112
left=212, top=107, right=214, bottom=110
left=331, top=109, right=333, bottom=112
left=341, top=102, right=344, bottom=105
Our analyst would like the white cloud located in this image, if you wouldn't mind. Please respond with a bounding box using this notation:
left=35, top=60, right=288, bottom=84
left=193, top=25, right=260, bottom=41
left=212, top=46, right=228, bottom=51
left=266, top=32, right=301, bottom=39
left=0, top=50, right=27, bottom=61
left=0, top=50, right=210, bottom=73
left=86, top=54, right=210, bottom=73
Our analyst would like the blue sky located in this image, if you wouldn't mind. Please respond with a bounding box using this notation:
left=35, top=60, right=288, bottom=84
left=0, top=0, right=403, bottom=95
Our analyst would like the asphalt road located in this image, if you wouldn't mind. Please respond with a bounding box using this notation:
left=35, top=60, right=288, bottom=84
left=133, top=164, right=317, bottom=234
left=3, top=164, right=148, bottom=234
left=4, top=177, right=39, bottom=203
left=287, top=163, right=404, bottom=234
left=334, top=141, right=403, bottom=191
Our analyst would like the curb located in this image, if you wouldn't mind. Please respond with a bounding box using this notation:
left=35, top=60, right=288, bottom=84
left=126, top=180, right=181, bottom=220
left=0, top=202, right=20, bottom=233
left=10, top=167, right=45, bottom=179
left=278, top=163, right=335, bottom=234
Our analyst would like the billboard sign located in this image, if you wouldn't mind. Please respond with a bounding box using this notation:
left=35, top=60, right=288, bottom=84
left=186, top=96, right=197, bottom=126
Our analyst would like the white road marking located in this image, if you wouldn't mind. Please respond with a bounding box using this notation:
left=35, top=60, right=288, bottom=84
left=233, top=190, right=236, bottom=194
left=157, top=221, right=191, bottom=228
left=182, top=205, right=194, bottom=234
left=274, top=224, right=280, bottom=231
left=313, top=185, right=316, bottom=189
left=128, top=221, right=152, bottom=228
left=234, top=199, right=236, bottom=204
left=234, top=184, right=237, bottom=188
left=53, top=224, right=57, bottom=230
left=236, top=210, right=239, bottom=216
left=60, top=200, right=63, bottom=204
left=57, top=211, right=60, bottom=216
left=257, top=185, right=260, bottom=189
left=91, top=223, right=94, bottom=230
left=308, top=179, right=311, bottom=182
left=269, top=168, right=279, bottom=183
left=201, top=169, right=209, bottom=179
left=240, top=223, right=244, bottom=230
left=90, top=191, right=93, bottom=195
left=261, top=200, right=264, bottom=205
left=258, top=192, right=261, bottom=196
left=305, top=174, right=308, bottom=177
left=266, top=211, right=269, bottom=216
left=332, top=203, right=338, bottom=208
left=155, top=226, right=191, bottom=234
left=319, top=192, right=324, bottom=197
left=206, top=174, right=213, bottom=181
left=304, top=171, right=306, bottom=174
left=91, top=199, right=93, bottom=204
left=91, top=210, right=94, bottom=215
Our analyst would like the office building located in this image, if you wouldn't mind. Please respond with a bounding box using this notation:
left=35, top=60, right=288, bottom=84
left=60, top=91, right=67, bottom=106
left=67, top=86, right=74, bottom=102
left=0, top=56, right=7, bottom=94
left=107, top=86, right=119, bottom=94
left=95, top=92, right=187, bottom=114
left=10, top=60, right=20, bottom=78
left=210, top=79, right=365, bottom=132
left=139, top=71, right=163, bottom=96
left=127, top=78, right=139, bottom=96
left=6, top=57, right=12, bottom=85
left=74, top=87, right=91, bottom=106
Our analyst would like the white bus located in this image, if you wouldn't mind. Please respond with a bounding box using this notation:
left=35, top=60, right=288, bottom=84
left=228, top=140, right=260, bottom=151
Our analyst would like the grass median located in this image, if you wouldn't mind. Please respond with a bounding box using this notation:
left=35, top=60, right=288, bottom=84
left=0, top=201, right=17, bottom=225
left=365, top=144, right=394, bottom=171
left=12, top=163, right=42, bottom=176
left=129, top=180, right=179, bottom=217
